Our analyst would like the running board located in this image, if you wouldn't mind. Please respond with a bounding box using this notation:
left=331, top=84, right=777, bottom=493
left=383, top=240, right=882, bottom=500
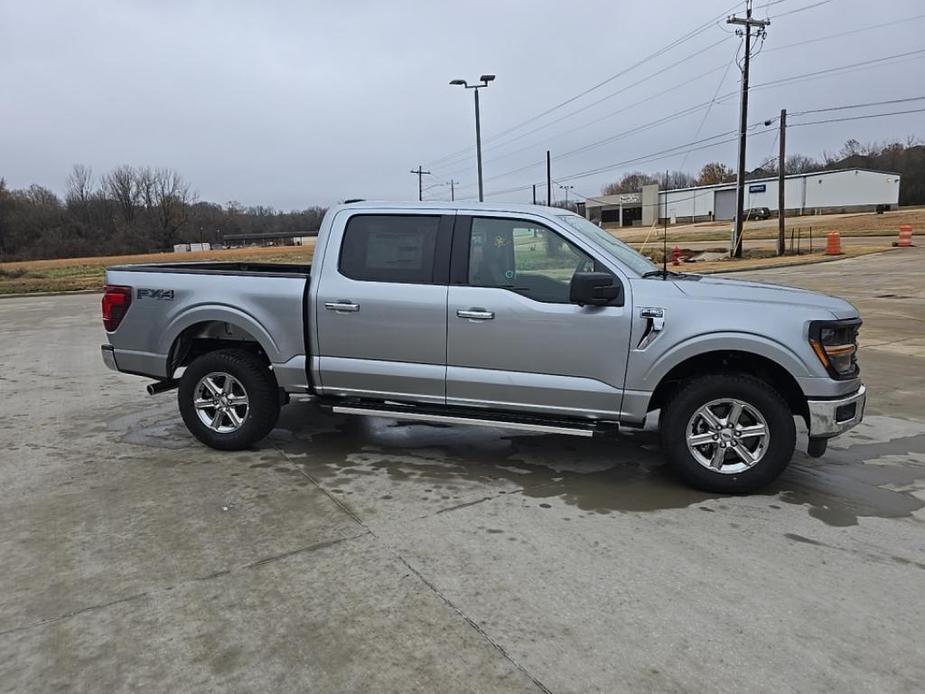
left=331, top=405, right=597, bottom=437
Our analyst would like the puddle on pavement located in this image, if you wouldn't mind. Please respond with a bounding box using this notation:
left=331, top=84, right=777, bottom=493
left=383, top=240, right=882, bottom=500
left=106, top=399, right=925, bottom=526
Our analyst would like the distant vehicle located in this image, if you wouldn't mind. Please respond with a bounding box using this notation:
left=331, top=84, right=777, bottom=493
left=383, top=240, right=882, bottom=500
left=101, top=202, right=865, bottom=493
left=745, top=207, right=771, bottom=220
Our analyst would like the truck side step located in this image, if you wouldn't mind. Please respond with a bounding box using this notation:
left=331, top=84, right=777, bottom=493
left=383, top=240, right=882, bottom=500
left=330, top=404, right=608, bottom=437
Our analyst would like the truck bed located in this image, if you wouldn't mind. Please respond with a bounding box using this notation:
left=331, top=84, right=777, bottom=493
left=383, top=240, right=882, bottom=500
left=107, top=261, right=310, bottom=278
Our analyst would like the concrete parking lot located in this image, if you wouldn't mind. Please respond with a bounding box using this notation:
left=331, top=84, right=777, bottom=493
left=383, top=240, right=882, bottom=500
left=1, top=248, right=923, bottom=693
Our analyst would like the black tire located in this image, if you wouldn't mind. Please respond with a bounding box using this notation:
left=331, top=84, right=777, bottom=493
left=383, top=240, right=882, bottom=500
left=178, top=349, right=280, bottom=451
left=659, top=372, right=796, bottom=493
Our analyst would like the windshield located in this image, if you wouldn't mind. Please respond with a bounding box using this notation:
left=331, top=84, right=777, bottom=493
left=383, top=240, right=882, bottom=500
left=557, top=214, right=657, bottom=276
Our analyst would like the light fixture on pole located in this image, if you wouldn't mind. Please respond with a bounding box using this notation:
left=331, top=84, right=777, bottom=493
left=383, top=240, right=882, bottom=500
left=558, top=184, right=574, bottom=206
left=449, top=74, right=495, bottom=202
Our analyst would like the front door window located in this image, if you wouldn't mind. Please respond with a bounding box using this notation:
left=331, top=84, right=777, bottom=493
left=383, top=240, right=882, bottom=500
left=467, top=217, right=594, bottom=303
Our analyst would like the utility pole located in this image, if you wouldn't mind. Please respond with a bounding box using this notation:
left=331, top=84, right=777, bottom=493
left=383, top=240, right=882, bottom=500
left=410, top=165, right=431, bottom=201
left=777, top=108, right=787, bottom=256
left=727, top=2, right=769, bottom=258
left=532, top=184, right=537, bottom=205
left=546, top=150, right=552, bottom=207
left=558, top=184, right=574, bottom=206
left=448, top=179, right=458, bottom=201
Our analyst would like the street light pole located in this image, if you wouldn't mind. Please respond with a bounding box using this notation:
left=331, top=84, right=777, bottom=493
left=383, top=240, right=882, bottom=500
left=558, top=184, right=574, bottom=206
left=474, top=88, right=483, bottom=203
left=450, top=75, right=495, bottom=202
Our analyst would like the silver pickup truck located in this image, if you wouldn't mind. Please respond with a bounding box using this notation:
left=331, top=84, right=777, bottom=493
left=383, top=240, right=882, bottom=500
left=101, top=201, right=866, bottom=493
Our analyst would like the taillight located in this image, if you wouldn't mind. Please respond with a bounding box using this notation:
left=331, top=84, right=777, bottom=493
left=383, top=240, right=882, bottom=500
left=102, top=285, right=132, bottom=332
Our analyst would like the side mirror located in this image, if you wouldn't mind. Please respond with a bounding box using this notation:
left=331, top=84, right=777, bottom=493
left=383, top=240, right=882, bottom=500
left=570, top=272, right=623, bottom=307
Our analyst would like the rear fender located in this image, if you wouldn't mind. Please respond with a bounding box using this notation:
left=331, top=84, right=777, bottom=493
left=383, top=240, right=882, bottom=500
left=161, top=305, right=281, bottom=367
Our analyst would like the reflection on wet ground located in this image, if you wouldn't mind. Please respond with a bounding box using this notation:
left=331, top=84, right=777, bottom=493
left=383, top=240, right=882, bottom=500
left=107, top=398, right=925, bottom=527
left=251, top=402, right=925, bottom=527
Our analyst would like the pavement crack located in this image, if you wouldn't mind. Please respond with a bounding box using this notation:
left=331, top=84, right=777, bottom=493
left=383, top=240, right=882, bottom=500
left=245, top=532, right=369, bottom=569
left=273, top=445, right=550, bottom=692
left=393, top=554, right=552, bottom=694
left=0, top=592, right=148, bottom=638
left=433, top=495, right=496, bottom=515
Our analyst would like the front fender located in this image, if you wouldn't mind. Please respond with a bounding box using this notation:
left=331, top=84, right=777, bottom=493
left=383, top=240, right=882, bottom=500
left=630, top=331, right=814, bottom=395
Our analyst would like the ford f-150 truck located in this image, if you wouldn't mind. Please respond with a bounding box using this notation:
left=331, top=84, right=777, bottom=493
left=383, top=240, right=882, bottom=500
left=100, top=202, right=866, bottom=493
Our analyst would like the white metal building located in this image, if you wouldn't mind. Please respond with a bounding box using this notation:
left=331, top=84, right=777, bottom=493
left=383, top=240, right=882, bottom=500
left=584, top=168, right=901, bottom=225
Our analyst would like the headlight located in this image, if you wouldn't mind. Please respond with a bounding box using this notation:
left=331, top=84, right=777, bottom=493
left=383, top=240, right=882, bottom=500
left=809, top=319, right=861, bottom=379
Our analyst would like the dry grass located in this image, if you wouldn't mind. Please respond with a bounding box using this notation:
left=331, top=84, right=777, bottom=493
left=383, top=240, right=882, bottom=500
left=612, top=207, right=925, bottom=244
left=0, top=216, right=910, bottom=295
left=0, top=244, right=315, bottom=295
left=693, top=245, right=892, bottom=274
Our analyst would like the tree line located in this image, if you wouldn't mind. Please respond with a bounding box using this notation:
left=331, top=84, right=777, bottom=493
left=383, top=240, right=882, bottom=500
left=0, top=164, right=326, bottom=261
left=601, top=138, right=924, bottom=205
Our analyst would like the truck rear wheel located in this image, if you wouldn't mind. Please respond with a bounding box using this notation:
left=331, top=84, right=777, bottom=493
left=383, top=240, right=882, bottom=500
left=178, top=349, right=280, bottom=451
left=659, top=373, right=796, bottom=493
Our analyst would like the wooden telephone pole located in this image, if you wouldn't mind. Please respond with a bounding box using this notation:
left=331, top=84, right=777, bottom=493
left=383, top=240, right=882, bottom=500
left=727, top=2, right=770, bottom=257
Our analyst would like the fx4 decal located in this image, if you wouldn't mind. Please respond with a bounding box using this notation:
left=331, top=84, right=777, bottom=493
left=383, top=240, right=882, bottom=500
left=137, top=288, right=175, bottom=301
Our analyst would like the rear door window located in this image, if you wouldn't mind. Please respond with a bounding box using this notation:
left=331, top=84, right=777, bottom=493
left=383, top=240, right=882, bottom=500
left=339, top=215, right=440, bottom=283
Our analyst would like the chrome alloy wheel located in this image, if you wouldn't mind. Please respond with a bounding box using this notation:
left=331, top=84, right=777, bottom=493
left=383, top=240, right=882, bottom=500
left=685, top=398, right=770, bottom=474
left=194, top=372, right=250, bottom=433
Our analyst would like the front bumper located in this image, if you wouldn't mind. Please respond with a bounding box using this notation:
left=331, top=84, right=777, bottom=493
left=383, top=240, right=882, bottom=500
left=807, top=384, right=866, bottom=438
left=101, top=344, right=118, bottom=372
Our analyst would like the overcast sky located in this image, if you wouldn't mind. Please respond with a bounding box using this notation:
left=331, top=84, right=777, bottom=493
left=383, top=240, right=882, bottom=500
left=1, top=0, right=922, bottom=209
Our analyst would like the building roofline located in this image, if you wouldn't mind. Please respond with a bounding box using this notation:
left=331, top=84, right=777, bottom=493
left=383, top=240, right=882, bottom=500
left=658, top=167, right=901, bottom=197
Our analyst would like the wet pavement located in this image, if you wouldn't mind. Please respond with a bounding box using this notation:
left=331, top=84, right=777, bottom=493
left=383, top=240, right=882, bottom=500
left=1, top=248, right=923, bottom=693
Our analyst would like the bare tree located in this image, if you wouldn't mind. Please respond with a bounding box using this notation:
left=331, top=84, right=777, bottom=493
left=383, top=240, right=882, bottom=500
left=65, top=165, right=94, bottom=208
left=103, top=165, right=140, bottom=223
left=0, top=178, right=9, bottom=256
left=601, top=171, right=658, bottom=195
left=22, top=184, right=63, bottom=208
left=784, top=154, right=818, bottom=173
left=665, top=170, right=696, bottom=189
left=152, top=168, right=195, bottom=248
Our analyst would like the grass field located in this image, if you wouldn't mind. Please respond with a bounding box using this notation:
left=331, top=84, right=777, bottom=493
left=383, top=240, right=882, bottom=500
left=0, top=207, right=916, bottom=295
left=613, top=208, right=924, bottom=244
left=0, top=244, right=315, bottom=294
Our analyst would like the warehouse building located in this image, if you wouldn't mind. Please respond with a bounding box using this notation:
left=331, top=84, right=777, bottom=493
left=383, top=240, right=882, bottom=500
left=583, top=168, right=901, bottom=226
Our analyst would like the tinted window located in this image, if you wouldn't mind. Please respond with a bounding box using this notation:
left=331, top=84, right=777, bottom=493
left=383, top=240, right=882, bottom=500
left=467, top=217, right=596, bottom=303
left=340, top=215, right=440, bottom=283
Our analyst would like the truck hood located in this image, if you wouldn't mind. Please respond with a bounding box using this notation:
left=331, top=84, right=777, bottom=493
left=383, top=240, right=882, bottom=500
left=675, top=275, right=858, bottom=319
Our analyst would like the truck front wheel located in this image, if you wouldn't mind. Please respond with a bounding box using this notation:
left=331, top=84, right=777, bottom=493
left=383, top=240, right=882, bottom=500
left=659, top=373, right=796, bottom=493
left=178, top=349, right=280, bottom=451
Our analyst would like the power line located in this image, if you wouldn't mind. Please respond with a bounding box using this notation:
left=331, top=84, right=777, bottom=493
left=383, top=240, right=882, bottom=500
left=435, top=61, right=733, bottom=178
left=770, top=0, right=836, bottom=19
left=751, top=48, right=925, bottom=92
left=436, top=19, right=922, bottom=182
left=790, top=95, right=925, bottom=116
left=431, top=37, right=733, bottom=174
left=423, top=1, right=746, bottom=169
left=679, top=55, right=738, bottom=173
left=482, top=124, right=774, bottom=196
left=457, top=51, right=925, bottom=199
left=787, top=107, right=925, bottom=128
left=763, top=13, right=925, bottom=53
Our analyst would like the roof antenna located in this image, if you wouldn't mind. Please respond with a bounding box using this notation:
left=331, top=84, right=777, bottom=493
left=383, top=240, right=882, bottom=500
left=662, top=169, right=669, bottom=279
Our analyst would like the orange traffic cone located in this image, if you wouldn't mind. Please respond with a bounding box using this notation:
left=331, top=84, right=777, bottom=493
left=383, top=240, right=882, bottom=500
left=897, top=224, right=913, bottom=247
left=825, top=231, right=842, bottom=255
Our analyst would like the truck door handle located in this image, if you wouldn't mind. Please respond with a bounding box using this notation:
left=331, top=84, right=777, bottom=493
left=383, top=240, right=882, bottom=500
left=325, top=301, right=360, bottom=313
left=457, top=309, right=494, bottom=321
